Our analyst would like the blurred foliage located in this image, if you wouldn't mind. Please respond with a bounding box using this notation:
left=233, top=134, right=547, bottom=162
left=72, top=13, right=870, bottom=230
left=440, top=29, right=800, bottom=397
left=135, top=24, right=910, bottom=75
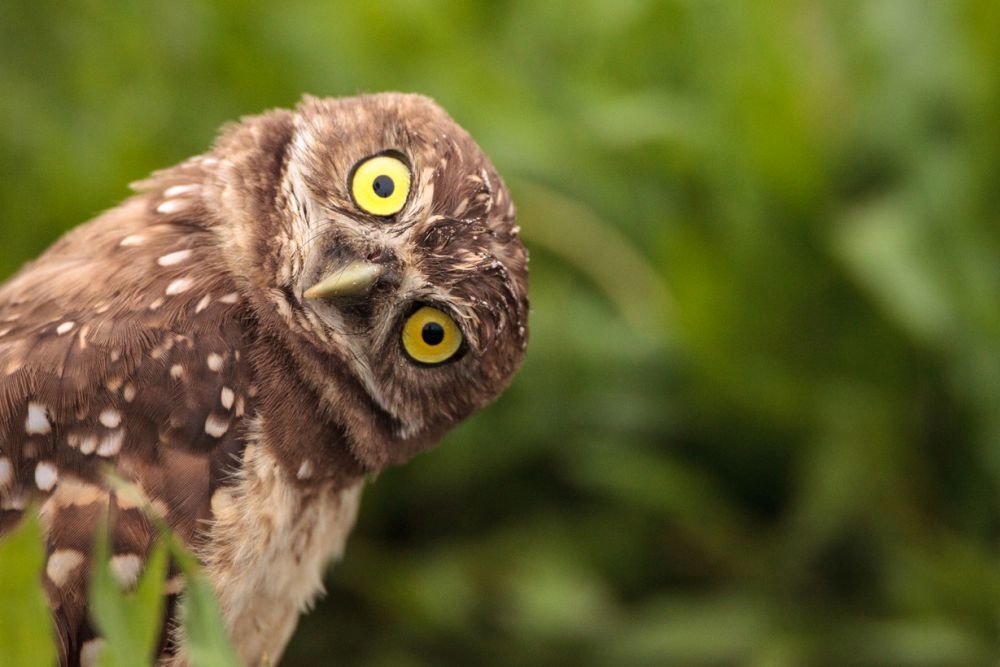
left=0, top=513, right=57, bottom=666
left=0, top=507, right=240, bottom=667
left=2, top=0, right=1000, bottom=665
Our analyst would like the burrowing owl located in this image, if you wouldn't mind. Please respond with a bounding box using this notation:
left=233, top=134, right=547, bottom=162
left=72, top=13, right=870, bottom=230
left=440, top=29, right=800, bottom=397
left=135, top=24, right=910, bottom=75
left=0, top=93, right=528, bottom=666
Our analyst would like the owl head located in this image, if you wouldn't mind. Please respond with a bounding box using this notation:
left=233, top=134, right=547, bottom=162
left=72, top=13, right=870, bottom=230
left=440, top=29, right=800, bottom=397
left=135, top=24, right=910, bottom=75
left=203, top=93, right=528, bottom=471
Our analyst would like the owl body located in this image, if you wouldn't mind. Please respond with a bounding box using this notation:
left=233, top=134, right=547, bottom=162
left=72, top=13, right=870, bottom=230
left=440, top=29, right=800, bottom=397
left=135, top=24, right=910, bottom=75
left=0, top=94, right=528, bottom=666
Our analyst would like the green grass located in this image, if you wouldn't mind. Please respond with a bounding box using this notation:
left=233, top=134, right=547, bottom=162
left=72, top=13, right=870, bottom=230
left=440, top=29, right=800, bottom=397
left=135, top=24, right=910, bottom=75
left=0, top=510, right=239, bottom=667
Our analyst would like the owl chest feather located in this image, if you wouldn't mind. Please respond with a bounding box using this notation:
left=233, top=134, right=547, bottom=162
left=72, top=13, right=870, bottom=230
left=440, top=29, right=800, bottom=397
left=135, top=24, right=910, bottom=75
left=171, top=435, right=363, bottom=667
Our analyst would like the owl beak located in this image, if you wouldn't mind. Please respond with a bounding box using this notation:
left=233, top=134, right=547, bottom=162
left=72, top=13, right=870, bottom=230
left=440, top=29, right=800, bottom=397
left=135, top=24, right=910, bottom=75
left=303, top=260, right=386, bottom=299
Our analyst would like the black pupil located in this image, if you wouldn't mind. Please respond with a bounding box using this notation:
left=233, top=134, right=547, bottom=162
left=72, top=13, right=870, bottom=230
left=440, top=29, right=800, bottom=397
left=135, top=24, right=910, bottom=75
left=372, top=174, right=395, bottom=198
left=421, top=322, right=445, bottom=346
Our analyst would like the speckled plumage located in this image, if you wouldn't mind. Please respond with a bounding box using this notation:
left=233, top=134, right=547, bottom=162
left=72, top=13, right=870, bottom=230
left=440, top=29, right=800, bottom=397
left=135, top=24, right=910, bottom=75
left=0, top=93, right=528, bottom=666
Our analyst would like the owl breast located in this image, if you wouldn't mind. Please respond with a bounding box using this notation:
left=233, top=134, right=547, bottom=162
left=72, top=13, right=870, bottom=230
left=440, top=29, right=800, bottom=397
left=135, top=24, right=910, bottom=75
left=168, top=420, right=363, bottom=667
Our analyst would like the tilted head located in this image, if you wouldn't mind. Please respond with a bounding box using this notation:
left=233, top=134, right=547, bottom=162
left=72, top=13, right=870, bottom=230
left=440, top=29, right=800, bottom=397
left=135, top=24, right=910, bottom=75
left=207, top=93, right=528, bottom=470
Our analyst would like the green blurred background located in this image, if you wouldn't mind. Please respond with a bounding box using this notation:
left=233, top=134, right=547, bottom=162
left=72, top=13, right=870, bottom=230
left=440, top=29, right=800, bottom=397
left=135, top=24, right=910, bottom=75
left=3, top=1, right=1000, bottom=664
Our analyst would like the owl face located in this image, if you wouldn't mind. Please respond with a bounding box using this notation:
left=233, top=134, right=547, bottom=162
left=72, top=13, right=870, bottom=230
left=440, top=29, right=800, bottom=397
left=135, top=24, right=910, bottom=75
left=215, top=94, right=528, bottom=467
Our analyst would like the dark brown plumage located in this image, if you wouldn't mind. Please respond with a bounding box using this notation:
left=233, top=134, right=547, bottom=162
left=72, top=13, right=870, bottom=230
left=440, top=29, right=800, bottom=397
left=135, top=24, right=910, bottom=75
left=0, top=93, right=528, bottom=666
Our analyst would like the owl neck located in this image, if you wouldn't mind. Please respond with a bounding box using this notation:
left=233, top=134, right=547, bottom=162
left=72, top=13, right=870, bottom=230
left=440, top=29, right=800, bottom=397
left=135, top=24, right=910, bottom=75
left=242, top=312, right=371, bottom=490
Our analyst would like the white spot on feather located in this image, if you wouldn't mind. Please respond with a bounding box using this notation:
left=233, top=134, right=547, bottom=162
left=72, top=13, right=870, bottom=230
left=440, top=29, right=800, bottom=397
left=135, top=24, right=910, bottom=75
left=96, top=429, right=124, bottom=457
left=123, top=384, right=136, bottom=402
left=204, top=414, right=229, bottom=438
left=34, top=461, right=58, bottom=491
left=46, top=549, right=85, bottom=587
left=110, top=554, right=142, bottom=588
left=99, top=408, right=122, bottom=429
left=297, top=460, right=313, bottom=480
left=26, top=402, right=51, bottom=435
left=220, top=387, right=234, bottom=410
left=207, top=353, right=224, bottom=372
left=164, top=184, right=199, bottom=198
left=166, top=277, right=194, bottom=295
left=158, top=249, right=192, bottom=266
left=80, top=639, right=105, bottom=667
left=156, top=199, right=188, bottom=215
left=218, top=292, right=239, bottom=304
left=119, top=234, right=145, bottom=247
left=79, top=434, right=99, bottom=455
left=56, top=321, right=75, bottom=335
left=2, top=492, right=27, bottom=511
left=195, top=294, right=212, bottom=313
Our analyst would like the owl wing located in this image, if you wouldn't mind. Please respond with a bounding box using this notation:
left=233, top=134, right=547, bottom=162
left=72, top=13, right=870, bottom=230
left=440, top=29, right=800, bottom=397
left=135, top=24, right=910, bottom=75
left=0, top=176, right=253, bottom=664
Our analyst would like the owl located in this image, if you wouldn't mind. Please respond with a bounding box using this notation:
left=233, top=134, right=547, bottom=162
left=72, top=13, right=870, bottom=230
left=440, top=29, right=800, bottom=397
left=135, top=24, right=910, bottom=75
left=0, top=93, right=528, bottom=666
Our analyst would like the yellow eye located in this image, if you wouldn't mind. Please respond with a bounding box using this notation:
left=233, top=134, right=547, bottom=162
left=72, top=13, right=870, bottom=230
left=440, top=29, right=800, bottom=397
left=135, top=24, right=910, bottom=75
left=350, top=154, right=411, bottom=217
left=401, top=306, right=463, bottom=365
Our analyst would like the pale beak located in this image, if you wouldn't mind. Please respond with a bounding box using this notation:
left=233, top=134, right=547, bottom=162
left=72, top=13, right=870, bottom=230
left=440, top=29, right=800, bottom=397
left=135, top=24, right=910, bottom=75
left=303, top=260, right=386, bottom=299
